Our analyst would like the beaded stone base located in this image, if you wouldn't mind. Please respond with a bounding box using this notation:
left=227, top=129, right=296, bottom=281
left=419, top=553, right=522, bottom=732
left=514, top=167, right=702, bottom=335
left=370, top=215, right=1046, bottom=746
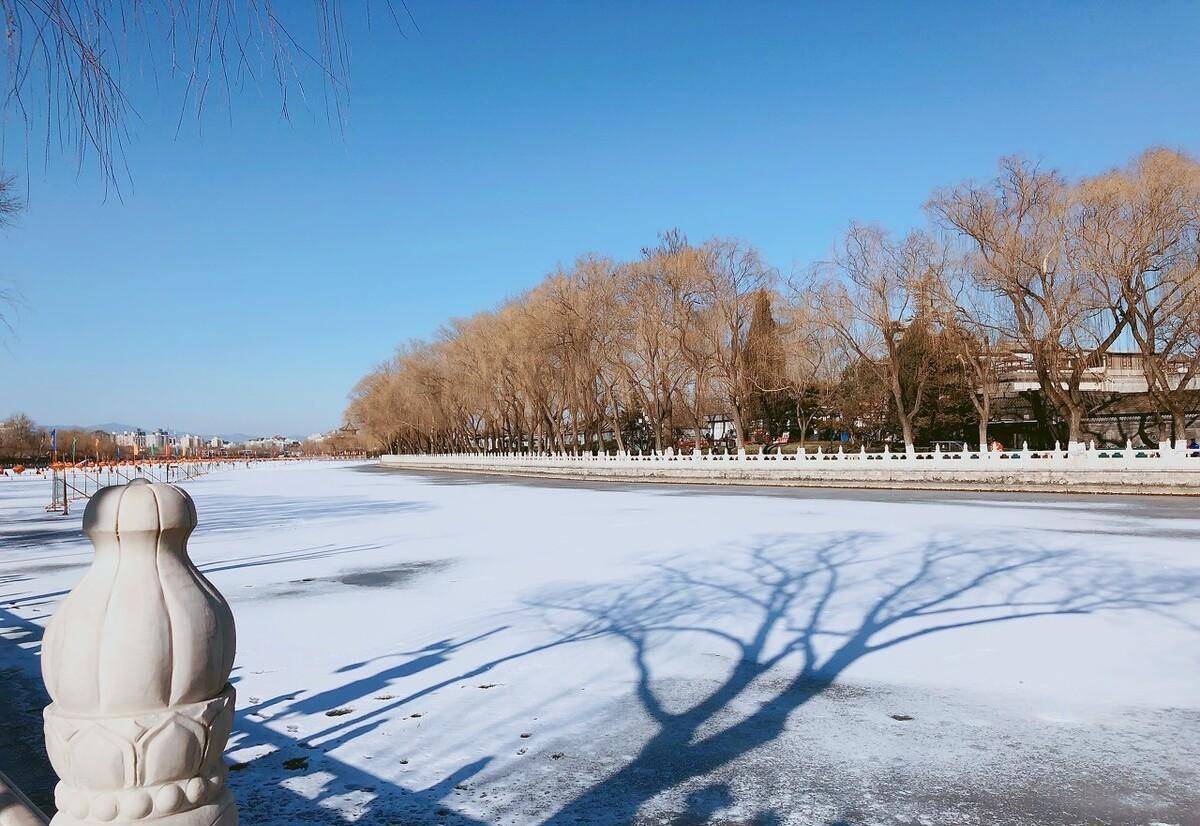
left=49, top=788, right=236, bottom=825
left=44, top=688, right=236, bottom=825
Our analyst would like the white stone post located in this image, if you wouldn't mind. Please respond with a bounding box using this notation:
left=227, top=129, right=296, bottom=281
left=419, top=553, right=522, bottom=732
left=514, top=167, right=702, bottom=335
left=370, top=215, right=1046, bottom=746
left=41, top=479, right=237, bottom=825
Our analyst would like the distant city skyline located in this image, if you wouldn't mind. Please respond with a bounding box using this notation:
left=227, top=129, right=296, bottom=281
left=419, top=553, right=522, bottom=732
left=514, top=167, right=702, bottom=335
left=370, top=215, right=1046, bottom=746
left=1, top=1, right=1198, bottom=434
left=42, top=422, right=308, bottom=444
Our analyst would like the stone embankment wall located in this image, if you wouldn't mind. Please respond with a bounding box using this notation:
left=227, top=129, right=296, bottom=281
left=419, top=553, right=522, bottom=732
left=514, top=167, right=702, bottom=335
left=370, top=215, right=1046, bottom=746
left=380, top=449, right=1200, bottom=495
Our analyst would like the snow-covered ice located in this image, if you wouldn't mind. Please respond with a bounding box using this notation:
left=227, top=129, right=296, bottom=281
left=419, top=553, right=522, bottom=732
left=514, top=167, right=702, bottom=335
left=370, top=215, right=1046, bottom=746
left=2, top=462, right=1199, bottom=824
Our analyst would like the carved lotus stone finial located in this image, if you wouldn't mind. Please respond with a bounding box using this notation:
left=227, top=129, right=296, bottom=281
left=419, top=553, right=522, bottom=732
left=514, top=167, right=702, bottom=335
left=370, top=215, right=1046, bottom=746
left=41, top=480, right=238, bottom=825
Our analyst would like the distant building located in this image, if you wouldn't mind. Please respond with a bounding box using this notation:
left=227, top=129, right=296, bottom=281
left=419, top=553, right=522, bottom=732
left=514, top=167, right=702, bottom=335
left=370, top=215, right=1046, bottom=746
left=244, top=435, right=295, bottom=451
left=114, top=429, right=147, bottom=450
left=177, top=434, right=205, bottom=455
left=989, top=350, right=1200, bottom=446
left=995, top=350, right=1200, bottom=396
left=145, top=429, right=170, bottom=451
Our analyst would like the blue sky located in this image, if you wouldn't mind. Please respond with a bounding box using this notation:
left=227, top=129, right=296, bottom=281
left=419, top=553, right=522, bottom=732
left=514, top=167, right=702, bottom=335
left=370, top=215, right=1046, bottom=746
left=2, top=1, right=1198, bottom=436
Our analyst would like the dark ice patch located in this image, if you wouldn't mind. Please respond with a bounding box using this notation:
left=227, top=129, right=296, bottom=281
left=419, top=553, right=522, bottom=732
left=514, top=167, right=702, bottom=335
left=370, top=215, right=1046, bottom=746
left=253, top=559, right=455, bottom=599
left=336, top=560, right=452, bottom=588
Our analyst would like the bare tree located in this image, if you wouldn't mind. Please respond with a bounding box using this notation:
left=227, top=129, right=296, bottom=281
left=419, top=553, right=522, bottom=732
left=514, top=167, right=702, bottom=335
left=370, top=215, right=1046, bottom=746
left=1073, top=148, right=1200, bottom=444
left=781, top=277, right=841, bottom=446
left=0, top=1, right=411, bottom=188
left=615, top=259, right=687, bottom=452
left=642, top=231, right=712, bottom=451
left=929, top=158, right=1127, bottom=446
left=823, top=224, right=945, bottom=453
left=348, top=149, right=1200, bottom=457
left=697, top=239, right=775, bottom=447
left=936, top=254, right=1006, bottom=450
left=0, top=174, right=22, bottom=331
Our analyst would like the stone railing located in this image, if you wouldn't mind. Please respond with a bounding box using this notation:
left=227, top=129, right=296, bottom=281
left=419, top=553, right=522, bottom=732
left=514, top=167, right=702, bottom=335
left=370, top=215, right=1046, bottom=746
left=6, top=479, right=239, bottom=825
left=382, top=441, right=1200, bottom=493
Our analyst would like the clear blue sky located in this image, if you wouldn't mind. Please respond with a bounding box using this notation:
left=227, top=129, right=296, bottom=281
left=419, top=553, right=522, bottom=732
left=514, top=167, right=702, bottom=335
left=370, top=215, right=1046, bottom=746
left=2, top=1, right=1198, bottom=436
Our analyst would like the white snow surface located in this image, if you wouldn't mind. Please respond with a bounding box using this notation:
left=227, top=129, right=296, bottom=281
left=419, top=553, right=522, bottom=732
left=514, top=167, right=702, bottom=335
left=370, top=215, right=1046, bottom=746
left=2, top=462, right=1199, bottom=825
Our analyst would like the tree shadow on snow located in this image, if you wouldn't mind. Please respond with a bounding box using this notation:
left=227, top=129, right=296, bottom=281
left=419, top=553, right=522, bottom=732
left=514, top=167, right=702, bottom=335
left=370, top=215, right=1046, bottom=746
left=3, top=530, right=1197, bottom=824
left=517, top=531, right=1198, bottom=824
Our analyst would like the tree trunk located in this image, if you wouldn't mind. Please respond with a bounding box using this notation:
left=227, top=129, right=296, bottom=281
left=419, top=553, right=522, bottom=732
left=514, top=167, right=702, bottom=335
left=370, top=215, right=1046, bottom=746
left=976, top=393, right=990, bottom=451
left=887, top=369, right=915, bottom=452
left=898, top=415, right=915, bottom=454
left=729, top=406, right=746, bottom=448
left=1066, top=406, right=1084, bottom=447
left=1167, top=403, right=1185, bottom=447
left=607, top=388, right=626, bottom=453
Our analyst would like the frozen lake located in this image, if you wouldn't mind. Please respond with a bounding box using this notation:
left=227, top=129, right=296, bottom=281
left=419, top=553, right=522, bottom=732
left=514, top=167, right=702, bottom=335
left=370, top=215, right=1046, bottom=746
left=2, top=462, right=1199, bottom=824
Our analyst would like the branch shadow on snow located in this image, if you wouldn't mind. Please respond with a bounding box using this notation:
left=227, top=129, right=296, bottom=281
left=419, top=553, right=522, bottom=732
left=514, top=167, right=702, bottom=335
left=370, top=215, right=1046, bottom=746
left=517, top=531, right=1197, bottom=824
left=224, top=529, right=1195, bottom=823
left=3, top=529, right=1196, bottom=824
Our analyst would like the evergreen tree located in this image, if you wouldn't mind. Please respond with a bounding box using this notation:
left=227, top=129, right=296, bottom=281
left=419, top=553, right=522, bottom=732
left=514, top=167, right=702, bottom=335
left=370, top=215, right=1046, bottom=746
left=742, top=290, right=789, bottom=437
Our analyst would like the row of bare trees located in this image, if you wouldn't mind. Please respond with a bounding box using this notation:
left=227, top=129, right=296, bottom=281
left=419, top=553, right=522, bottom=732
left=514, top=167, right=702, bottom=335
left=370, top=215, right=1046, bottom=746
left=348, top=148, right=1200, bottom=454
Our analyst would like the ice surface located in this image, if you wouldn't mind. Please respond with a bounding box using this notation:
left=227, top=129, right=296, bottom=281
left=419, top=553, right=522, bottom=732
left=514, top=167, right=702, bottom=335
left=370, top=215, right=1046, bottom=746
left=2, top=462, right=1198, bottom=824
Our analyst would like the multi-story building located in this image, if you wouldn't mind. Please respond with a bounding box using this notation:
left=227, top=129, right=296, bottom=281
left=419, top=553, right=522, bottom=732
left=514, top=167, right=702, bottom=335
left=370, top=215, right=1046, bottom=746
left=114, top=430, right=147, bottom=450
left=989, top=351, right=1200, bottom=447
left=177, top=434, right=205, bottom=455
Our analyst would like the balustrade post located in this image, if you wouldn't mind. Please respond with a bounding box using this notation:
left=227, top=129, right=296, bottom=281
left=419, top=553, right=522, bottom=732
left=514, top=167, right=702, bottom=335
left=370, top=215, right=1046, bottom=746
left=40, top=479, right=238, bottom=825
